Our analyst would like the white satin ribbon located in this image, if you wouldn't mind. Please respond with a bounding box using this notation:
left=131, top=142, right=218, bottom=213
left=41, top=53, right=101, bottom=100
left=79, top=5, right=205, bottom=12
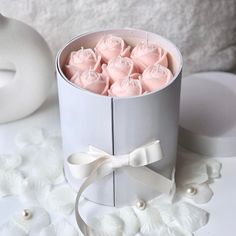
left=67, top=140, right=174, bottom=236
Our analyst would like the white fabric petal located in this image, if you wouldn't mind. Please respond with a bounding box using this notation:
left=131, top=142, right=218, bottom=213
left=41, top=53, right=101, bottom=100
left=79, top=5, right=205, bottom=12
left=11, top=207, right=50, bottom=234
left=28, top=147, right=64, bottom=184
left=43, top=136, right=63, bottom=153
left=117, top=207, right=140, bottom=236
left=19, top=178, right=51, bottom=206
left=133, top=206, right=163, bottom=234
left=145, top=225, right=193, bottom=236
left=0, top=170, right=24, bottom=197
left=205, top=159, right=222, bottom=179
left=15, top=128, right=45, bottom=149
left=171, top=202, right=209, bottom=232
left=47, top=185, right=76, bottom=215
left=19, top=145, right=64, bottom=184
left=176, top=161, right=208, bottom=186
left=159, top=225, right=193, bottom=236
left=0, top=222, right=27, bottom=236
left=0, top=154, right=22, bottom=170
left=39, top=224, right=56, bottom=236
left=183, top=183, right=214, bottom=204
left=91, top=214, right=124, bottom=236
left=55, top=220, right=79, bottom=236
left=40, top=220, right=80, bottom=236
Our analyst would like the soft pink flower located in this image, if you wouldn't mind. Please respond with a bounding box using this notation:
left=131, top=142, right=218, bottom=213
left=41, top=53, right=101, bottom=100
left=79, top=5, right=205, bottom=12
left=64, top=48, right=101, bottom=78
left=71, top=69, right=109, bottom=95
left=95, top=35, right=131, bottom=63
left=108, top=76, right=143, bottom=97
left=141, top=64, right=173, bottom=92
left=131, top=41, right=168, bottom=72
left=102, top=56, right=138, bottom=83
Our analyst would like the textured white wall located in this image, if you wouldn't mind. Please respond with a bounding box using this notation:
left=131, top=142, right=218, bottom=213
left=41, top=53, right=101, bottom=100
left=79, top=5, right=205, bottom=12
left=1, top=0, right=236, bottom=75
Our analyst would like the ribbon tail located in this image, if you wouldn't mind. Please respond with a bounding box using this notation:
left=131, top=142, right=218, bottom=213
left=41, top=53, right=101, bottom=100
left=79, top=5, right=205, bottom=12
left=126, top=166, right=174, bottom=194
left=75, top=159, right=113, bottom=236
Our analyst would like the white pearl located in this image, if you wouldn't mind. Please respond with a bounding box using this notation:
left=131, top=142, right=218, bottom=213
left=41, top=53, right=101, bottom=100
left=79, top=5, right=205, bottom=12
left=22, top=209, right=32, bottom=220
left=136, top=200, right=146, bottom=210
left=186, top=187, right=197, bottom=196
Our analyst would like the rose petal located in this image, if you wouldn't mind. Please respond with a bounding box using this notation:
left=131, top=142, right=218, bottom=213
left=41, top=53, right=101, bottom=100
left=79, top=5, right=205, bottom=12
left=0, top=170, right=24, bottom=197
left=40, top=220, right=79, bottom=236
left=19, top=178, right=51, bottom=206
left=47, top=185, right=76, bottom=215
left=15, top=128, right=45, bottom=149
left=108, top=77, right=142, bottom=97
left=40, top=224, right=56, bottom=236
left=145, top=225, right=193, bottom=236
left=91, top=213, right=124, bottom=236
left=0, top=222, right=27, bottom=236
left=133, top=205, right=163, bottom=234
left=172, top=202, right=209, bottom=232
left=117, top=207, right=140, bottom=236
left=205, top=159, right=222, bottom=179
left=176, top=161, right=209, bottom=186
left=25, top=147, right=64, bottom=184
left=11, top=207, right=51, bottom=234
left=0, top=153, right=22, bottom=170
left=183, top=183, right=214, bottom=204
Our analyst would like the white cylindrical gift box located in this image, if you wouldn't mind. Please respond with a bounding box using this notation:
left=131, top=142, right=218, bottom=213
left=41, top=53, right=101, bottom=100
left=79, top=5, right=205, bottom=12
left=56, top=29, right=183, bottom=207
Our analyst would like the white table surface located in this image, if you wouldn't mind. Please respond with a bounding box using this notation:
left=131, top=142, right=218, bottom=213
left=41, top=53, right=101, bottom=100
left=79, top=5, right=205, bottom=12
left=0, top=81, right=235, bottom=236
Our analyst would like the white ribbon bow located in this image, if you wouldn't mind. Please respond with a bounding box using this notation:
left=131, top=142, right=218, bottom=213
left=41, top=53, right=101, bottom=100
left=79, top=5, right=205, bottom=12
left=67, top=140, right=174, bottom=236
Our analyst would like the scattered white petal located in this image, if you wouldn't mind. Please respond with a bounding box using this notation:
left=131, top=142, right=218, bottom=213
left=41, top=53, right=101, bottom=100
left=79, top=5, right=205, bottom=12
left=117, top=207, right=140, bottom=236
left=158, top=225, right=193, bottom=236
left=0, top=222, right=27, bottom=236
left=133, top=205, right=163, bottom=234
left=19, top=178, right=51, bottom=206
left=55, top=219, right=79, bottom=236
left=0, top=170, right=24, bottom=197
left=15, top=128, right=45, bottom=148
left=183, top=183, right=214, bottom=204
left=171, top=202, right=209, bottom=232
left=0, top=154, right=22, bottom=170
left=176, top=161, right=208, bottom=186
left=47, top=185, right=76, bottom=215
left=40, top=224, right=56, bottom=236
left=20, top=146, right=64, bottom=184
left=205, top=159, right=222, bottom=179
left=43, top=136, right=63, bottom=153
left=11, top=207, right=50, bottom=234
left=150, top=193, right=174, bottom=206
left=40, top=219, right=80, bottom=236
left=91, top=214, right=124, bottom=236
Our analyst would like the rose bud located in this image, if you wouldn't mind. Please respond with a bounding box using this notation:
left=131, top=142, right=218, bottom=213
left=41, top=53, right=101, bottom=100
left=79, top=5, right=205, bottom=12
left=141, top=64, right=173, bottom=92
left=108, top=76, right=143, bottom=97
left=131, top=41, right=168, bottom=72
left=71, top=69, right=109, bottom=95
left=64, top=48, right=102, bottom=78
left=102, top=56, right=138, bottom=83
left=95, top=35, right=131, bottom=63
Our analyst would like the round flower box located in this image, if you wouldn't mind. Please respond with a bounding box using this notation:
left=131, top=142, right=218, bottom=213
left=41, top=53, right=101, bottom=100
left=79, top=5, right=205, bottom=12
left=56, top=29, right=183, bottom=207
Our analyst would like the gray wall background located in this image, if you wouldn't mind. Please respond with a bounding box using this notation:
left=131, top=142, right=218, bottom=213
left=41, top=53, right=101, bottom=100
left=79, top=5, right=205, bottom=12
left=1, top=0, right=236, bottom=75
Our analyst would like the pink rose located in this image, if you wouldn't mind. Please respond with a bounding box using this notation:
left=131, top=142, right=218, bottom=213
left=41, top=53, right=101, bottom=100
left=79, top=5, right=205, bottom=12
left=71, top=69, right=109, bottom=95
left=102, top=56, right=138, bottom=83
left=141, top=64, right=173, bottom=92
left=64, top=48, right=101, bottom=78
left=108, top=76, right=143, bottom=97
left=131, top=41, right=168, bottom=72
left=95, top=35, right=131, bottom=63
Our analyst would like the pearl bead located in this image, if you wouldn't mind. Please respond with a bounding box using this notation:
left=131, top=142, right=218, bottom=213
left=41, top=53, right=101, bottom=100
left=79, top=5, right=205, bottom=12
left=186, top=187, right=197, bottom=196
left=136, top=200, right=146, bottom=210
left=22, top=209, right=32, bottom=220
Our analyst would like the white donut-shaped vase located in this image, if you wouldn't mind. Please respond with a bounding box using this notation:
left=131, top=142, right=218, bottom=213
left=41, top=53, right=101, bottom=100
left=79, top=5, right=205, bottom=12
left=0, top=14, right=54, bottom=123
